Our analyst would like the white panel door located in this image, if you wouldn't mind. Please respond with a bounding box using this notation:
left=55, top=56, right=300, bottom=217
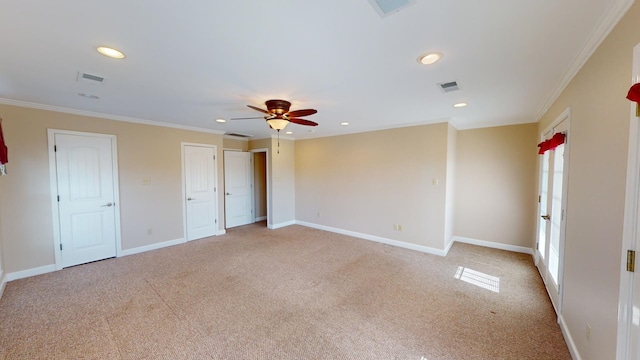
left=185, top=145, right=217, bottom=241
left=224, top=151, right=253, bottom=228
left=56, top=134, right=117, bottom=268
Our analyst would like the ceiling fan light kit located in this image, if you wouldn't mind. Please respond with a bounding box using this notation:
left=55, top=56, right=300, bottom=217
left=231, top=99, right=319, bottom=153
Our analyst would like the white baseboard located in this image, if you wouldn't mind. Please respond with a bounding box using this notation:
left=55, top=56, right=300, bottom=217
left=444, top=237, right=455, bottom=256
left=6, top=264, right=57, bottom=281
left=559, top=314, right=582, bottom=360
left=452, top=236, right=534, bottom=255
left=269, top=220, right=296, bottom=230
left=119, top=238, right=185, bottom=257
left=0, top=270, right=6, bottom=300
left=217, top=229, right=227, bottom=236
left=254, top=216, right=267, bottom=222
left=296, top=221, right=448, bottom=256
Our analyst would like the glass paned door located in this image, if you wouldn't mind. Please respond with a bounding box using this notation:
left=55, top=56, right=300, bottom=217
left=536, top=117, right=569, bottom=314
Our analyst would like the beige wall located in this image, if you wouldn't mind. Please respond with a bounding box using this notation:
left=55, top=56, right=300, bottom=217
left=295, top=123, right=450, bottom=250
left=0, top=104, right=224, bottom=273
left=536, top=1, right=640, bottom=358
left=271, top=138, right=296, bottom=226
left=223, top=137, right=249, bottom=151
left=454, top=123, right=538, bottom=248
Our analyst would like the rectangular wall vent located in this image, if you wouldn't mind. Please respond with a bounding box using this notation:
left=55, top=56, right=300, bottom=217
left=77, top=72, right=105, bottom=85
left=224, top=132, right=253, bottom=138
left=368, top=0, right=416, bottom=18
left=438, top=81, right=460, bottom=93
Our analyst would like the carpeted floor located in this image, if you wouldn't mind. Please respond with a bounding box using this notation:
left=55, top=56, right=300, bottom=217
left=0, top=223, right=571, bottom=359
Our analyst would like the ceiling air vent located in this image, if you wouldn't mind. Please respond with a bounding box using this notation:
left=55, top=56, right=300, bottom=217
left=438, top=81, right=460, bottom=93
left=77, top=71, right=105, bottom=85
left=224, top=132, right=253, bottom=138
left=368, top=0, right=416, bottom=18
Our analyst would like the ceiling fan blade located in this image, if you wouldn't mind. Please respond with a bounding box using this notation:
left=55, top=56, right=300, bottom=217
left=287, top=109, right=317, bottom=117
left=289, top=118, right=318, bottom=126
left=230, top=117, right=264, bottom=120
left=247, top=105, right=269, bottom=114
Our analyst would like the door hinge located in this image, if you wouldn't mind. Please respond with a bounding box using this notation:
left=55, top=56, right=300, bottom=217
left=60, top=243, right=63, bottom=251
left=627, top=250, right=636, bottom=272
left=54, top=145, right=57, bottom=152
left=535, top=242, right=539, bottom=250
left=57, top=195, right=60, bottom=202
left=538, top=195, right=541, bottom=203
left=215, top=219, right=217, bottom=224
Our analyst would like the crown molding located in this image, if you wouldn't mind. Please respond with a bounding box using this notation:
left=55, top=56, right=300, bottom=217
left=0, top=97, right=225, bottom=135
left=535, top=0, right=635, bottom=121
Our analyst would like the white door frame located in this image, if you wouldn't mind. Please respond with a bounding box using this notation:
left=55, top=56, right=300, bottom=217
left=535, top=107, right=571, bottom=316
left=47, top=129, right=122, bottom=270
left=181, top=142, right=220, bottom=239
left=250, top=148, right=270, bottom=224
left=616, top=42, right=640, bottom=360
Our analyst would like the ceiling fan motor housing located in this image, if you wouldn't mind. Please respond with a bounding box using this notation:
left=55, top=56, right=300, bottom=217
left=266, top=99, right=291, bottom=115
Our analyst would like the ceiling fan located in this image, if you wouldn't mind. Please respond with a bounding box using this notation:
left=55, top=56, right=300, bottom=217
left=231, top=99, right=318, bottom=132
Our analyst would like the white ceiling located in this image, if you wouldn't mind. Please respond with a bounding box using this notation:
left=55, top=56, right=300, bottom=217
left=0, top=0, right=631, bottom=140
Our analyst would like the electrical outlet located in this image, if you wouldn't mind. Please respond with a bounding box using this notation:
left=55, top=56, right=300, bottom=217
left=317, top=211, right=321, bottom=217
left=398, top=224, right=403, bottom=231
left=142, top=177, right=151, bottom=186
left=586, top=323, right=591, bottom=342
left=147, top=228, right=153, bottom=236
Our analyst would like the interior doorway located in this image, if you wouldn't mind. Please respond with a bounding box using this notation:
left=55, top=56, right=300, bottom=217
left=252, top=150, right=268, bottom=224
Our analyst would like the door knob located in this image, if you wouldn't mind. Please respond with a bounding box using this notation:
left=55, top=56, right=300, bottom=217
left=101, top=202, right=114, bottom=207
left=541, top=214, right=551, bottom=221
left=187, top=197, right=195, bottom=201
left=226, top=192, right=231, bottom=195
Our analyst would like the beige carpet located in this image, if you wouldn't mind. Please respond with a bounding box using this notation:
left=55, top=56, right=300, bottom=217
left=0, top=223, right=570, bottom=359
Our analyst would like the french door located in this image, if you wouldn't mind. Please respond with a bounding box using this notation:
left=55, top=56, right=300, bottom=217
left=536, top=113, right=570, bottom=313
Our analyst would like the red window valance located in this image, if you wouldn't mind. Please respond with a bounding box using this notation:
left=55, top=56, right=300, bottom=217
left=537, top=132, right=565, bottom=155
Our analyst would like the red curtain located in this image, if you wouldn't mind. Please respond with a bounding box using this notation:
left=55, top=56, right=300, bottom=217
left=537, top=132, right=565, bottom=155
left=0, top=118, right=7, bottom=165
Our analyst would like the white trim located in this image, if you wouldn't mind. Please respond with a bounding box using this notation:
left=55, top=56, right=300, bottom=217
left=0, top=97, right=224, bottom=135
left=296, top=221, right=448, bottom=256
left=47, top=129, right=123, bottom=270
left=119, top=238, right=185, bottom=257
left=269, top=220, right=297, bottom=230
left=181, top=143, right=220, bottom=241
left=254, top=216, right=267, bottom=222
left=444, top=237, right=455, bottom=256
left=617, top=42, right=640, bottom=360
left=452, top=236, right=534, bottom=255
left=223, top=135, right=250, bottom=141
left=6, top=264, right=57, bottom=281
left=559, top=314, right=583, bottom=360
left=217, top=229, right=227, bottom=236
left=0, top=270, right=6, bottom=299
left=534, top=0, right=635, bottom=122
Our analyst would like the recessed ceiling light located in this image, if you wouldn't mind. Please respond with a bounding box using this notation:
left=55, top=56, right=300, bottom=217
left=417, top=52, right=441, bottom=65
left=78, top=93, right=99, bottom=99
left=97, top=46, right=125, bottom=59
left=453, top=102, right=468, bottom=108
left=285, top=131, right=293, bottom=135
left=341, top=122, right=350, bottom=126
left=216, top=119, right=226, bottom=123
